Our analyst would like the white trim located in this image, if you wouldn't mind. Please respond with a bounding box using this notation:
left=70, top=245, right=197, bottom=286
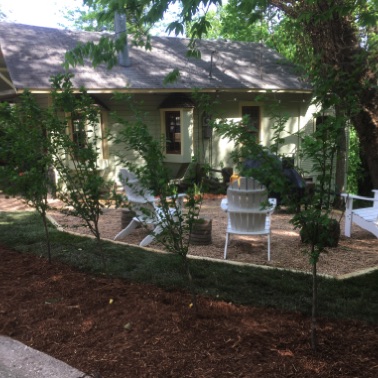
left=160, top=108, right=193, bottom=163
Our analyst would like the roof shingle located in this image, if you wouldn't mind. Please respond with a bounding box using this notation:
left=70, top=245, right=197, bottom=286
left=0, top=22, right=311, bottom=92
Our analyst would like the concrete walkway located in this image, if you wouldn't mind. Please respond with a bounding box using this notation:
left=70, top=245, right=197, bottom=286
left=0, top=336, right=85, bottom=378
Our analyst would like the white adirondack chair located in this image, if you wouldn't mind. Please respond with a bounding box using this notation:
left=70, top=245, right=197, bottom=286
left=341, top=190, right=378, bottom=238
left=114, top=168, right=184, bottom=247
left=221, top=177, right=276, bottom=261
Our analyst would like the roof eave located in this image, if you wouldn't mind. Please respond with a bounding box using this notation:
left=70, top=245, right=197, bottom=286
left=19, top=87, right=313, bottom=95
left=0, top=89, right=18, bottom=100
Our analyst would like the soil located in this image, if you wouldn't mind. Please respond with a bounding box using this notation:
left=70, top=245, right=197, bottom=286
left=1, top=194, right=378, bottom=377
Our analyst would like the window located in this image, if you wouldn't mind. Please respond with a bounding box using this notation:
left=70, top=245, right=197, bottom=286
left=160, top=107, right=193, bottom=164
left=71, top=113, right=87, bottom=150
left=160, top=94, right=194, bottom=163
left=67, top=109, right=107, bottom=165
left=165, top=111, right=181, bottom=154
left=242, top=106, right=260, bottom=136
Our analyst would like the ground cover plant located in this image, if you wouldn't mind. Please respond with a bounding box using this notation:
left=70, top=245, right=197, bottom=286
left=0, top=211, right=377, bottom=377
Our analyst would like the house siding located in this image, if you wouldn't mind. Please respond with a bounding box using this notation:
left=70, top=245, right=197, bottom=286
left=4, top=91, right=317, bottom=185
left=204, top=92, right=314, bottom=173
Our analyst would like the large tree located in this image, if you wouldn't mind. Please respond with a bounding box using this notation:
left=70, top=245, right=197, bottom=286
left=253, top=0, right=378, bottom=192
left=72, top=0, right=378, bottom=190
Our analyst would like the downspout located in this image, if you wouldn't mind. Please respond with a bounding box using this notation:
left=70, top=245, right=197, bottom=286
left=114, top=12, right=131, bottom=67
left=297, top=103, right=301, bottom=168
left=345, top=121, right=350, bottom=191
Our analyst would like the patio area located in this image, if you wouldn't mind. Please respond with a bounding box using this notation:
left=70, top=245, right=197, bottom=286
left=46, top=195, right=378, bottom=278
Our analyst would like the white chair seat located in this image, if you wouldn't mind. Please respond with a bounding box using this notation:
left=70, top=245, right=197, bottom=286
left=341, top=190, right=378, bottom=238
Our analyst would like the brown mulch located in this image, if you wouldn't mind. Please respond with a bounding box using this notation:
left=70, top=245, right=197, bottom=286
left=1, top=194, right=378, bottom=377
left=1, top=246, right=378, bottom=378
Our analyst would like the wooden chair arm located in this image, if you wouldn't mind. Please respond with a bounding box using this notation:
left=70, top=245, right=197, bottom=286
left=341, top=193, right=378, bottom=203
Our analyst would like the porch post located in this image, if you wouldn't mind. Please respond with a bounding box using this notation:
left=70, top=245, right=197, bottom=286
left=372, top=190, right=378, bottom=209
left=344, top=195, right=353, bottom=237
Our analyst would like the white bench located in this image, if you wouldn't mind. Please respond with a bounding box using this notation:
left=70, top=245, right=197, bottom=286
left=341, top=190, right=378, bottom=238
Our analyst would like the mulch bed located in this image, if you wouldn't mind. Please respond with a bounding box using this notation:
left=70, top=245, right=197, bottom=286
left=1, top=245, right=377, bottom=378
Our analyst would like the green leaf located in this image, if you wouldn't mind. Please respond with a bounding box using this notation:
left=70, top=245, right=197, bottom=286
left=163, top=68, right=181, bottom=85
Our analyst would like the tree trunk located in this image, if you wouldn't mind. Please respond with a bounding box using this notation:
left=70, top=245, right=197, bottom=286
left=270, top=0, right=378, bottom=190
left=183, top=256, right=198, bottom=316
left=41, top=211, right=52, bottom=264
left=352, top=106, right=378, bottom=190
left=357, top=149, right=374, bottom=196
left=334, top=107, right=347, bottom=207
left=305, top=2, right=378, bottom=189
left=311, top=259, right=318, bottom=352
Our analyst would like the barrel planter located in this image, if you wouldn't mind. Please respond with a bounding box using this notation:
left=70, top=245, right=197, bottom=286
left=190, top=218, right=212, bottom=245
left=121, top=209, right=136, bottom=229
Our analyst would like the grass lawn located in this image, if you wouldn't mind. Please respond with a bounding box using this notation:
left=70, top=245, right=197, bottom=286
left=1, top=211, right=377, bottom=324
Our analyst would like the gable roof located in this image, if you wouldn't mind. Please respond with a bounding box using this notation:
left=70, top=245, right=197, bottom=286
left=0, top=22, right=311, bottom=95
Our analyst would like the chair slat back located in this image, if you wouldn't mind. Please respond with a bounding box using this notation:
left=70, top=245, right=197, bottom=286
left=119, top=168, right=156, bottom=221
left=119, top=168, right=155, bottom=204
left=227, top=177, right=269, bottom=232
left=227, top=177, right=267, bottom=210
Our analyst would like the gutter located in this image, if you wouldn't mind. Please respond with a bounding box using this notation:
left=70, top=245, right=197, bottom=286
left=18, top=88, right=314, bottom=95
